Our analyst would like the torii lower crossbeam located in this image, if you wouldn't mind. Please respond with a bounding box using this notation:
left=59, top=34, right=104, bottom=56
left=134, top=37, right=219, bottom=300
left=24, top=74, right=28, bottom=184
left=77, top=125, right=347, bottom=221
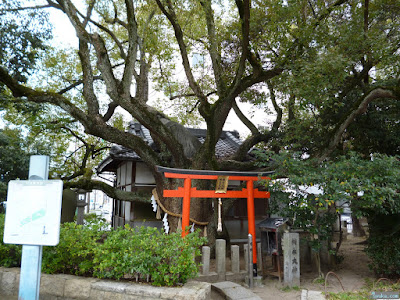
left=157, top=166, right=272, bottom=277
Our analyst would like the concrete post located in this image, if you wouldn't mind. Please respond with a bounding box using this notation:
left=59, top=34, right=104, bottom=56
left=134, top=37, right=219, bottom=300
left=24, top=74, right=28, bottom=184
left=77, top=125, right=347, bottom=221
left=247, top=234, right=254, bottom=288
left=283, top=232, right=300, bottom=287
left=19, top=155, right=49, bottom=300
left=257, top=242, right=263, bottom=275
left=231, top=245, right=240, bottom=273
left=76, top=193, right=86, bottom=225
left=216, top=239, right=226, bottom=281
left=202, top=246, right=210, bottom=275
left=244, top=244, right=249, bottom=271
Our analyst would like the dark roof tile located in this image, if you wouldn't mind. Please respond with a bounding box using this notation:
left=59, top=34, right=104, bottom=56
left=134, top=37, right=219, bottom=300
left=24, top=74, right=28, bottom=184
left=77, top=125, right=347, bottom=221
left=97, top=123, right=250, bottom=173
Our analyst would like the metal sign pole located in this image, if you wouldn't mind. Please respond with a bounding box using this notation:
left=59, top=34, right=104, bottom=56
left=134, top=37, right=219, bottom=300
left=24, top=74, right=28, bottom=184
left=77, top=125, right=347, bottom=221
left=18, top=155, right=49, bottom=300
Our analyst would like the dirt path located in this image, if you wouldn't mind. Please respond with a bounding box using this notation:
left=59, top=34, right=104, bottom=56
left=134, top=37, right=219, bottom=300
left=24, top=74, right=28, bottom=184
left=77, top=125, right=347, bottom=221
left=252, top=235, right=375, bottom=299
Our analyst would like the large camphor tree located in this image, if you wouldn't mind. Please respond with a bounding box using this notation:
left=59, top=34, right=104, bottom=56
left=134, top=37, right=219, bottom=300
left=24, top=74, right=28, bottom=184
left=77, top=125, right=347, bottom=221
left=0, top=0, right=399, bottom=238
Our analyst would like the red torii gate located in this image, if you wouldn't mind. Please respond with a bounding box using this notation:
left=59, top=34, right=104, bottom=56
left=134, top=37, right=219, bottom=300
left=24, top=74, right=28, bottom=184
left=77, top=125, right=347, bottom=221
left=157, top=166, right=272, bottom=276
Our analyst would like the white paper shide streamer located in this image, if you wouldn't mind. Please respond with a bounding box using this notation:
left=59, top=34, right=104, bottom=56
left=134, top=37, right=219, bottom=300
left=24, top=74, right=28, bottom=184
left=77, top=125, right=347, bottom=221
left=162, top=213, right=169, bottom=234
left=151, top=195, right=157, bottom=212
left=217, top=198, right=222, bottom=232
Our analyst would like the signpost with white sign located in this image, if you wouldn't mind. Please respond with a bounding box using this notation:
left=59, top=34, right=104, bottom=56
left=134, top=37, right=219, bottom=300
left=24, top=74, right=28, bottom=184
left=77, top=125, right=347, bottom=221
left=4, top=180, right=63, bottom=246
left=3, top=156, right=63, bottom=300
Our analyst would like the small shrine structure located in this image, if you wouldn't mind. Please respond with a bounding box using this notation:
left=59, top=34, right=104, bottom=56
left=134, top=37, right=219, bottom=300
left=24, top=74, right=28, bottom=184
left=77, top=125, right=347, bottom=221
left=157, top=166, right=273, bottom=276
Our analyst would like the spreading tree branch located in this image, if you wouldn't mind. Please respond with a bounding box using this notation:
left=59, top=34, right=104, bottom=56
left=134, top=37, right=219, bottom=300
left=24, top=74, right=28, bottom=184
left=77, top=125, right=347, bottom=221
left=232, top=0, right=253, bottom=86
left=267, top=81, right=283, bottom=132
left=0, top=66, right=163, bottom=169
left=121, top=0, right=138, bottom=96
left=1, top=4, right=54, bottom=14
left=102, top=102, right=118, bottom=122
left=169, top=90, right=216, bottom=101
left=75, top=9, right=127, bottom=60
left=0, top=66, right=88, bottom=124
left=91, top=33, right=121, bottom=100
left=57, top=75, right=102, bottom=95
left=318, top=87, right=399, bottom=162
left=64, top=179, right=152, bottom=204
left=82, top=0, right=94, bottom=28
left=155, top=0, right=208, bottom=108
left=200, top=0, right=225, bottom=95
left=232, top=100, right=259, bottom=135
left=78, top=39, right=99, bottom=115
left=230, top=82, right=283, bottom=160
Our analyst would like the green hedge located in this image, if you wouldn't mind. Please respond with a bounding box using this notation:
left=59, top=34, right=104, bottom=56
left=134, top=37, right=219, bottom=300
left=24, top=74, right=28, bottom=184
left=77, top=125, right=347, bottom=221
left=92, top=225, right=205, bottom=286
left=366, top=234, right=400, bottom=278
left=41, top=219, right=107, bottom=276
left=0, top=214, right=22, bottom=267
left=365, top=214, right=400, bottom=278
left=0, top=214, right=206, bottom=286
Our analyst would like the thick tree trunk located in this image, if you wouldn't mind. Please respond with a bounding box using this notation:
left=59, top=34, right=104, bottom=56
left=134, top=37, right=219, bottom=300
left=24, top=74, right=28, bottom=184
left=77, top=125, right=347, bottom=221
left=155, top=174, right=212, bottom=234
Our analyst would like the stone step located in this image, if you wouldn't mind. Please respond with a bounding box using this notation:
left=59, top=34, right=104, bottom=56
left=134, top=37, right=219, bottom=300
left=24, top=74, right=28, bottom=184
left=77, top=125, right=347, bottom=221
left=301, top=289, right=326, bottom=300
left=212, top=281, right=262, bottom=300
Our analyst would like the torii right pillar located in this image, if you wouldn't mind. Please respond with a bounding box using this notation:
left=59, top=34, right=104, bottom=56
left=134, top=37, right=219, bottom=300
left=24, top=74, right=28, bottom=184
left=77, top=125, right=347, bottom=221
left=247, top=179, right=257, bottom=276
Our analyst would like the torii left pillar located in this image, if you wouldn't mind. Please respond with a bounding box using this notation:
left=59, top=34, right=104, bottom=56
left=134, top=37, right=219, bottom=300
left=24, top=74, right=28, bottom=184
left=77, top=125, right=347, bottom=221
left=182, top=178, right=192, bottom=236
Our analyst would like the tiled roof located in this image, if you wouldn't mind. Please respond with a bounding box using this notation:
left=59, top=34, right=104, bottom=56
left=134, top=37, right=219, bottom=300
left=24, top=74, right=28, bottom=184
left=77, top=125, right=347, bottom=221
left=97, top=122, right=251, bottom=173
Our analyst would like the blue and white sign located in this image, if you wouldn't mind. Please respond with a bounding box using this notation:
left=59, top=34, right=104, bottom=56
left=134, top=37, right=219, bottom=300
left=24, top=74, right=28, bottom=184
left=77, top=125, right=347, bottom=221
left=3, top=180, right=63, bottom=246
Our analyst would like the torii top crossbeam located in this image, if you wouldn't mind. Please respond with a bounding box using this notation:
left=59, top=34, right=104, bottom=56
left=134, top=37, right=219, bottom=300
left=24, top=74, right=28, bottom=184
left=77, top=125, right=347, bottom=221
left=157, top=166, right=273, bottom=277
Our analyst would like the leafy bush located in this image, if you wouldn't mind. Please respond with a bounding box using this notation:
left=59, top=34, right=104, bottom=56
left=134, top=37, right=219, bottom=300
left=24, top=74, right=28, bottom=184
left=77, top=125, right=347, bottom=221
left=93, top=225, right=206, bottom=286
left=42, top=218, right=107, bottom=276
left=0, top=214, right=22, bottom=267
left=365, top=214, right=400, bottom=278
left=1, top=212, right=206, bottom=286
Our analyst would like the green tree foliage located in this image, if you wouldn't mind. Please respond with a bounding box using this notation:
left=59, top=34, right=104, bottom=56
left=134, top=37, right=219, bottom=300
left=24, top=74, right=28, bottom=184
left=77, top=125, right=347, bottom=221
left=0, top=0, right=51, bottom=83
left=262, top=0, right=400, bottom=158
left=0, top=0, right=398, bottom=240
left=260, top=151, right=400, bottom=217
left=348, top=97, right=400, bottom=156
left=258, top=151, right=400, bottom=275
left=0, top=128, right=29, bottom=202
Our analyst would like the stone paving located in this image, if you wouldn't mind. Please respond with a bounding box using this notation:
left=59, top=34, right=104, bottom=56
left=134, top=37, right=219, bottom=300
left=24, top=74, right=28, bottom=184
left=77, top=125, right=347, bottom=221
left=211, top=281, right=326, bottom=300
